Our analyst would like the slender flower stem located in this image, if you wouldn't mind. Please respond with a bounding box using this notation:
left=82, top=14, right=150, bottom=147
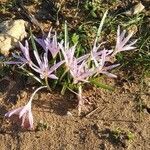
left=29, top=86, right=47, bottom=103
left=45, top=77, right=51, bottom=91
left=78, top=84, right=83, bottom=116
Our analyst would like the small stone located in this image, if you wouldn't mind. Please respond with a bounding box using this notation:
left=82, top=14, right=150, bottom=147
left=20, top=91, right=28, bottom=99
left=132, top=2, right=145, bottom=15
left=0, top=19, right=28, bottom=55
left=67, top=111, right=73, bottom=116
left=124, top=2, right=145, bottom=16
left=127, top=25, right=138, bottom=35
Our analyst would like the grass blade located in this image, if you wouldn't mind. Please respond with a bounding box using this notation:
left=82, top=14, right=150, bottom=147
left=90, top=78, right=114, bottom=91
left=94, top=10, right=108, bottom=45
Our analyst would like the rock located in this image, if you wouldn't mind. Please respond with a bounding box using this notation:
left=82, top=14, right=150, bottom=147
left=0, top=19, right=28, bottom=55
left=0, top=0, right=8, bottom=3
left=132, top=2, right=145, bottom=15
left=124, top=2, right=145, bottom=16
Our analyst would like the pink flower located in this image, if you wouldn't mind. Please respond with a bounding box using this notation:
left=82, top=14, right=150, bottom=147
left=5, top=100, right=33, bottom=130
left=5, top=86, right=46, bottom=130
left=31, top=50, right=64, bottom=79
left=70, top=58, right=95, bottom=84
left=59, top=42, right=77, bottom=69
left=5, top=40, right=33, bottom=65
left=35, top=28, right=60, bottom=58
left=114, top=26, right=137, bottom=55
left=93, top=49, right=120, bottom=78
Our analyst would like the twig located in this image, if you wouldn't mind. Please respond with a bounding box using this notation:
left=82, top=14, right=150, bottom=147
left=85, top=107, right=99, bottom=118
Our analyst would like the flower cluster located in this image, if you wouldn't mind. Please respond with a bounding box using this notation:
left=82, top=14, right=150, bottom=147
left=5, top=25, right=137, bottom=129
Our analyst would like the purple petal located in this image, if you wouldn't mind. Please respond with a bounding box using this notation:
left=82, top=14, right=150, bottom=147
left=78, top=61, right=85, bottom=73
left=21, top=113, right=27, bottom=127
left=120, top=30, right=126, bottom=42
left=121, top=40, right=137, bottom=51
left=19, top=101, right=32, bottom=118
left=28, top=110, right=34, bottom=129
left=114, top=26, right=137, bottom=55
left=59, top=43, right=68, bottom=64
left=19, top=107, right=28, bottom=118
left=105, top=64, right=120, bottom=70
left=80, top=70, right=95, bottom=79
left=68, top=45, right=76, bottom=64
left=30, top=65, right=41, bottom=74
left=77, top=54, right=90, bottom=63
left=12, top=53, right=27, bottom=64
left=101, top=50, right=107, bottom=67
left=43, top=52, right=49, bottom=69
left=48, top=60, right=64, bottom=74
left=21, top=111, right=33, bottom=129
left=101, top=71, right=117, bottom=78
left=19, top=41, right=30, bottom=61
left=5, top=107, right=23, bottom=117
left=47, top=27, right=52, bottom=39
left=121, top=46, right=136, bottom=51
left=33, top=50, right=42, bottom=66
left=121, top=32, right=134, bottom=47
left=48, top=74, right=58, bottom=79
left=5, top=61, right=23, bottom=65
left=35, top=38, right=46, bottom=50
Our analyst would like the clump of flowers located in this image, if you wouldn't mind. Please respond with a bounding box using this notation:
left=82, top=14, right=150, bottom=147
left=4, top=11, right=137, bottom=129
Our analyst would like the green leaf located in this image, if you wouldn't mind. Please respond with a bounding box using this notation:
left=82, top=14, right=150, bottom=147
left=29, top=28, right=38, bottom=52
left=91, top=11, right=97, bottom=18
left=76, top=45, right=84, bottom=58
left=94, top=10, right=108, bottom=44
left=64, top=21, right=68, bottom=50
left=71, top=33, right=79, bottom=44
left=61, top=82, right=67, bottom=95
left=90, top=78, right=114, bottom=91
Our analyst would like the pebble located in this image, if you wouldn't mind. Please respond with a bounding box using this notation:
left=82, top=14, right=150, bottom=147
left=124, top=2, right=145, bottom=16
left=0, top=19, right=28, bottom=55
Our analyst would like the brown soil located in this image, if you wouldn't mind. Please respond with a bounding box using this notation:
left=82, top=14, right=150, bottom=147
left=0, top=0, right=150, bottom=150
left=0, top=75, right=149, bottom=150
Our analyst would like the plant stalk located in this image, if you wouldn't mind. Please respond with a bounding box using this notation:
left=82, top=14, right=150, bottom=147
left=78, top=84, right=83, bottom=116
left=45, top=77, right=51, bottom=91
left=29, top=86, right=47, bottom=103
